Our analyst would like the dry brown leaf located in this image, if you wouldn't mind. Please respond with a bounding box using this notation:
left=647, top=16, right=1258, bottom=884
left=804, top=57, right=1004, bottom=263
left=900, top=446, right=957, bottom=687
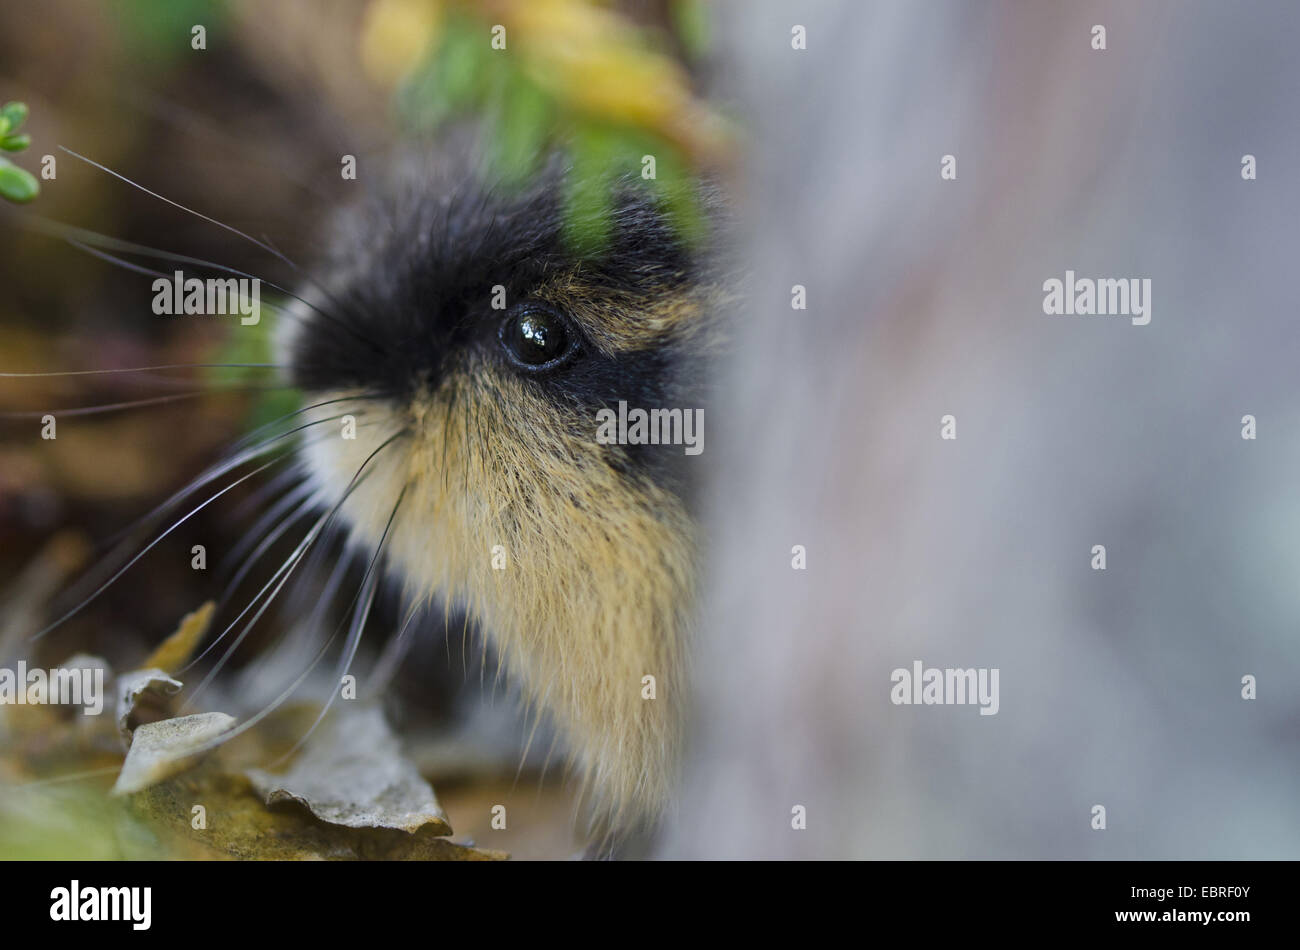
left=143, top=601, right=215, bottom=674
left=131, top=772, right=507, bottom=860
left=114, top=668, right=183, bottom=745
left=247, top=705, right=452, bottom=836
left=112, top=712, right=236, bottom=796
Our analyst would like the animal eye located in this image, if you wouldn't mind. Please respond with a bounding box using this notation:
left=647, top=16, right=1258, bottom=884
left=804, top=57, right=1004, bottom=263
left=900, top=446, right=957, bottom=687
left=499, top=306, right=574, bottom=370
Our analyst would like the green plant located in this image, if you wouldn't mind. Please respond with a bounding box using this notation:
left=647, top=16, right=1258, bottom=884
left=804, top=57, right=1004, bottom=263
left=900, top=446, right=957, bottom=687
left=392, top=2, right=725, bottom=254
left=0, top=101, right=39, bottom=203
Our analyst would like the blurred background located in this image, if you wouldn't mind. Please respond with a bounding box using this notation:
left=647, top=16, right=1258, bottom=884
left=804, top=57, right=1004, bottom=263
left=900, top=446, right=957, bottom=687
left=2, top=0, right=1299, bottom=859
left=666, top=0, right=1300, bottom=858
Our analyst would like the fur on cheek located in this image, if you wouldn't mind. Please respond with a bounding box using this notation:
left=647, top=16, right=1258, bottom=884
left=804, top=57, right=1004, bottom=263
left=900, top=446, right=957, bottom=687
left=300, top=373, right=698, bottom=833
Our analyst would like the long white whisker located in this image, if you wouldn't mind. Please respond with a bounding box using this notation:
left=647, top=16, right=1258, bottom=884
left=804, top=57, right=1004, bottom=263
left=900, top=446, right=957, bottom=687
left=274, top=485, right=408, bottom=764
left=217, top=481, right=316, bottom=591
left=0, top=363, right=283, bottom=378
left=58, top=146, right=300, bottom=272
left=226, top=465, right=306, bottom=526
left=29, top=460, right=278, bottom=641
left=0, top=386, right=291, bottom=419
left=364, top=599, right=422, bottom=700
left=183, top=504, right=340, bottom=698
left=181, top=430, right=408, bottom=691
left=54, top=148, right=384, bottom=356
left=52, top=415, right=347, bottom=616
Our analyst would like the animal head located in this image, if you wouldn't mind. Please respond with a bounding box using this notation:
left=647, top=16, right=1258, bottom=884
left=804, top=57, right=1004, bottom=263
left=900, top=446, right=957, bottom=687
left=284, top=150, right=727, bottom=834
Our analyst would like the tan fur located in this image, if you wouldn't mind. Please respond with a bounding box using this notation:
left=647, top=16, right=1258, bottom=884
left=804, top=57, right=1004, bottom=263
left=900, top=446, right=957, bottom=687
left=301, top=364, right=697, bottom=832
left=536, top=273, right=707, bottom=356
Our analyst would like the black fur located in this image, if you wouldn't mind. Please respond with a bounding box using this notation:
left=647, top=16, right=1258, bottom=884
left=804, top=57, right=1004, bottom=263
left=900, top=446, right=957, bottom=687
left=289, top=150, right=714, bottom=496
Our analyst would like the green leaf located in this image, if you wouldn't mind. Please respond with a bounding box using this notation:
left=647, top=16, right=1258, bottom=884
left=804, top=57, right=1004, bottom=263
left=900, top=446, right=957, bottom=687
left=1, top=133, right=31, bottom=152
left=488, top=71, right=552, bottom=185
left=0, top=158, right=39, bottom=202
left=644, top=145, right=707, bottom=250
left=670, top=0, right=711, bottom=60
left=562, top=123, right=620, bottom=257
left=395, top=12, right=490, bottom=134
left=112, top=0, right=229, bottom=65
left=0, top=101, right=28, bottom=133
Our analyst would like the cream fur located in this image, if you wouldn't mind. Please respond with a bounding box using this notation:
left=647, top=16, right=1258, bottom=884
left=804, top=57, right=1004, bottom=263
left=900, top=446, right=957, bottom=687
left=299, top=366, right=696, bottom=833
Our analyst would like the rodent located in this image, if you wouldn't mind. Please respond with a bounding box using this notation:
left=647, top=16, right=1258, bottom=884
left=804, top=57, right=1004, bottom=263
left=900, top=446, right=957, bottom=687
left=283, top=145, right=727, bottom=846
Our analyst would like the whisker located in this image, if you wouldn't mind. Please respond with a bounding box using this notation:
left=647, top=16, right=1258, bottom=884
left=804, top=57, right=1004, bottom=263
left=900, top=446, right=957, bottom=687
left=275, top=484, right=408, bottom=764
left=49, top=222, right=281, bottom=287
left=66, top=237, right=164, bottom=279
left=92, top=407, right=352, bottom=563
left=292, top=548, right=383, bottom=746
left=0, top=363, right=284, bottom=378
left=29, top=459, right=279, bottom=641
left=51, top=409, right=355, bottom=610
left=226, top=464, right=306, bottom=526
left=215, top=488, right=318, bottom=609
left=60, top=237, right=325, bottom=339
left=364, top=597, right=422, bottom=700
left=52, top=222, right=348, bottom=331
left=181, top=429, right=408, bottom=691
left=173, top=440, right=409, bottom=760
left=216, top=421, right=380, bottom=598
left=9, top=224, right=347, bottom=376
left=53, top=149, right=386, bottom=356
left=182, top=503, right=340, bottom=698
left=0, top=386, right=292, bottom=419
left=13, top=400, right=351, bottom=616
left=278, top=515, right=347, bottom=623
left=233, top=534, right=356, bottom=699
left=177, top=619, right=341, bottom=761
left=56, top=451, right=295, bottom=616
left=297, top=539, right=356, bottom=638
left=219, top=476, right=313, bottom=574
left=258, top=232, right=289, bottom=259
left=228, top=393, right=391, bottom=454
left=59, top=145, right=301, bottom=273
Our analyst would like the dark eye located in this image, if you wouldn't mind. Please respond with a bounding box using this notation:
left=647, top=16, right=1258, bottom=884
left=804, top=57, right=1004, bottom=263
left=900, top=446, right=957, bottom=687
left=499, top=306, right=575, bottom=371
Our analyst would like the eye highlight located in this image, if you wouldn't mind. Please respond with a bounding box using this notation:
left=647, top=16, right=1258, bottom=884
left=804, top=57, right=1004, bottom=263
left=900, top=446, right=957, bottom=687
left=499, top=305, right=576, bottom=371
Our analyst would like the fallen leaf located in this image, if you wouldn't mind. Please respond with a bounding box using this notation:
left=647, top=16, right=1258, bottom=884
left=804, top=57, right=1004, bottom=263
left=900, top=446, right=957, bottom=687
left=131, top=772, right=506, bottom=860
left=143, top=601, right=215, bottom=674
left=247, top=705, right=452, bottom=835
left=115, top=668, right=183, bottom=745
left=112, top=712, right=236, bottom=795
